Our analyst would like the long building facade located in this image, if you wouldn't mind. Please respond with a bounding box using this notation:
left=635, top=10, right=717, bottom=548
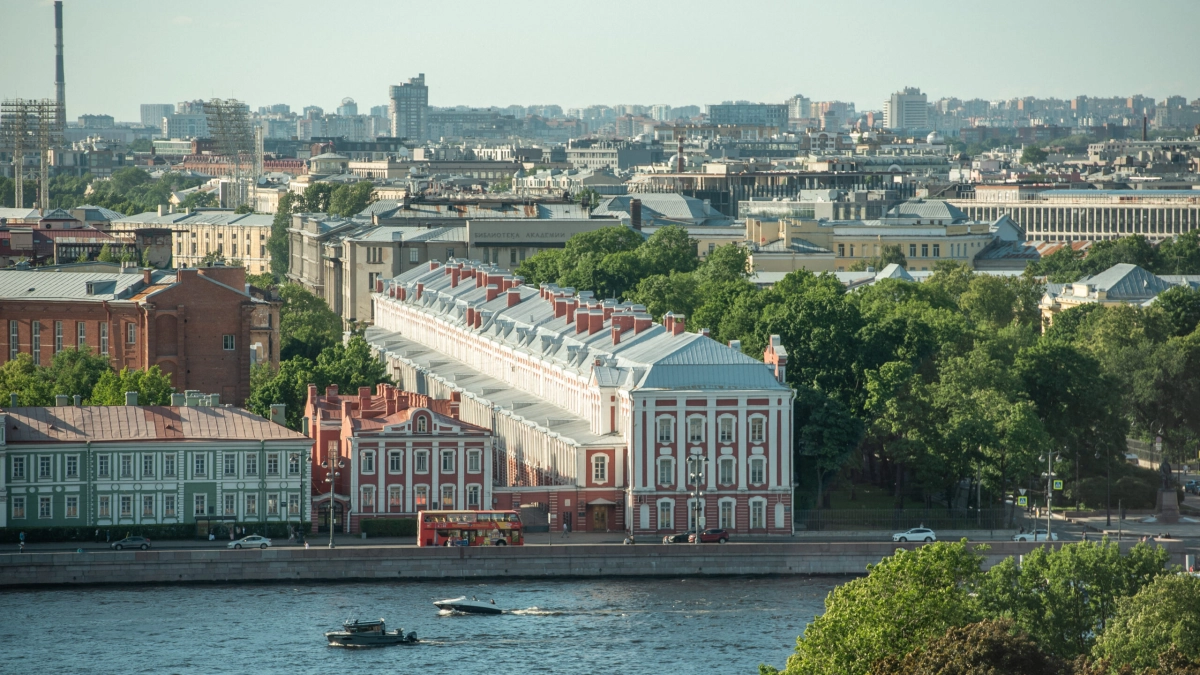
left=366, top=259, right=795, bottom=536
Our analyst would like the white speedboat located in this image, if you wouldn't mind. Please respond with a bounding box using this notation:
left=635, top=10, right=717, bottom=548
left=433, top=596, right=503, bottom=615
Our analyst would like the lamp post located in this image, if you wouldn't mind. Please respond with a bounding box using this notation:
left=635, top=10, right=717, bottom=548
left=687, top=454, right=709, bottom=545
left=1038, top=452, right=1060, bottom=541
left=321, top=459, right=344, bottom=549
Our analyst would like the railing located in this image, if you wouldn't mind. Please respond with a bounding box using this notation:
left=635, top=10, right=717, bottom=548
left=1125, top=439, right=1162, bottom=466
left=797, top=508, right=1022, bottom=532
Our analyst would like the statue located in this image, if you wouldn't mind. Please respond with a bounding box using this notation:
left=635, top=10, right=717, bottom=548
left=1160, top=459, right=1173, bottom=489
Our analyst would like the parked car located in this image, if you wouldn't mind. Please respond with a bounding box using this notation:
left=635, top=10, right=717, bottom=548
left=1012, top=530, right=1058, bottom=542
left=228, top=535, right=272, bottom=549
left=110, top=536, right=151, bottom=551
left=892, top=528, right=936, bottom=543
left=661, top=533, right=690, bottom=544
left=688, top=528, right=730, bottom=544
left=1185, top=480, right=1199, bottom=495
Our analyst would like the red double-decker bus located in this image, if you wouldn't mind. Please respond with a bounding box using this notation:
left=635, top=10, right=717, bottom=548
left=417, top=510, right=524, bottom=547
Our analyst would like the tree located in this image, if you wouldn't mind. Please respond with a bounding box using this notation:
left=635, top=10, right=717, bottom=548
left=278, top=283, right=343, bottom=361
left=695, top=243, right=751, bottom=285
left=89, top=366, right=174, bottom=405
left=246, top=272, right=276, bottom=290
left=233, top=203, right=253, bottom=214
left=1152, top=284, right=1200, bottom=337
left=300, top=182, right=336, bottom=213
left=1092, top=574, right=1200, bottom=671
left=780, top=541, right=986, bottom=675
left=180, top=190, right=216, bottom=211
left=848, top=244, right=908, bottom=272
left=796, top=385, right=863, bottom=508
left=513, top=249, right=564, bottom=287
left=625, top=271, right=700, bottom=320
left=328, top=181, right=375, bottom=217
left=97, top=243, right=118, bottom=263
left=1158, top=230, right=1200, bottom=275
left=40, top=348, right=112, bottom=402
left=637, top=225, right=698, bottom=277
left=872, top=620, right=1067, bottom=675
left=0, top=354, right=49, bottom=406
left=1021, top=146, right=1048, bottom=165
left=268, top=191, right=296, bottom=277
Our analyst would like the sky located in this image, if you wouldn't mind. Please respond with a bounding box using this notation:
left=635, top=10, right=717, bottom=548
left=2, top=0, right=1198, bottom=122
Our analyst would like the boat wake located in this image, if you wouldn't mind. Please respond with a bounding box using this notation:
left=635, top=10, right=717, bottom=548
left=508, top=607, right=562, bottom=616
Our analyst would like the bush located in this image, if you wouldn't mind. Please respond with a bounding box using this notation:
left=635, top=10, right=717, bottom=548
left=360, top=518, right=418, bottom=537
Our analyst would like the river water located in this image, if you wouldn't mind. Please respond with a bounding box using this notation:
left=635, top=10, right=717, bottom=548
left=0, top=576, right=844, bottom=674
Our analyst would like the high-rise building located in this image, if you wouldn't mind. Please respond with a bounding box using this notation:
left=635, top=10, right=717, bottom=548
left=389, top=73, right=428, bottom=140
left=369, top=104, right=389, bottom=118
left=140, top=104, right=174, bottom=127
left=650, top=104, right=672, bottom=122
left=707, top=102, right=787, bottom=129
left=336, top=97, right=358, bottom=117
left=883, top=87, right=929, bottom=131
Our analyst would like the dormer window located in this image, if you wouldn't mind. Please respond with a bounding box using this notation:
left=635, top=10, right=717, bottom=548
left=416, top=416, right=428, bottom=433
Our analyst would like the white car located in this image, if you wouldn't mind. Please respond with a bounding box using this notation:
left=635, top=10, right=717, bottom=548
left=1012, top=530, right=1058, bottom=542
left=893, top=528, right=936, bottom=543
left=228, top=535, right=272, bottom=549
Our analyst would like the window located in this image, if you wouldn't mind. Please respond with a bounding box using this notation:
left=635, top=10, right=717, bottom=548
left=260, top=246, right=266, bottom=257
left=658, top=457, right=674, bottom=486
left=231, top=244, right=237, bottom=256
left=245, top=494, right=257, bottom=517
left=119, top=495, right=132, bottom=518
left=440, top=484, right=454, bottom=509
left=120, top=454, right=132, bottom=479
left=656, top=417, right=674, bottom=443
left=288, top=494, right=300, bottom=516
left=31, top=321, right=41, bottom=364
left=164, top=495, right=176, bottom=518
left=66, top=455, right=78, bottom=478
left=8, top=320, right=17, bottom=360
left=750, top=500, right=766, bottom=529
left=143, top=495, right=155, bottom=517
left=750, top=417, right=765, bottom=444
left=415, top=485, right=428, bottom=510
left=361, top=486, right=375, bottom=512
left=467, top=484, right=481, bottom=508
left=39, top=456, right=53, bottom=479
left=688, top=417, right=704, bottom=443
left=416, top=416, right=428, bottom=433
left=467, top=450, right=481, bottom=473
left=100, top=322, right=108, bottom=355
left=224, top=494, right=236, bottom=516
left=719, top=417, right=734, bottom=444
left=13, top=496, right=26, bottom=519
left=288, top=453, right=300, bottom=475
left=441, top=450, right=455, bottom=473
left=658, top=500, right=673, bottom=530
left=719, top=501, right=734, bottom=529
left=592, top=455, right=608, bottom=483
left=142, top=455, right=154, bottom=478
left=97, top=455, right=109, bottom=478
left=389, top=450, right=403, bottom=473
left=414, top=451, right=429, bottom=473
left=40, top=496, right=53, bottom=519
left=932, top=244, right=940, bottom=258
left=909, top=244, right=917, bottom=258
left=224, top=454, right=237, bottom=477
left=362, top=450, right=375, bottom=474
left=267, top=493, right=279, bottom=515
left=509, top=248, right=517, bottom=265
left=11, top=456, right=25, bottom=480
left=719, top=457, right=735, bottom=485
left=409, top=248, right=419, bottom=263
left=750, top=457, right=766, bottom=485
left=163, top=455, right=176, bottom=477
left=126, top=323, right=136, bottom=344
left=55, top=321, right=63, bottom=353
left=77, top=321, right=86, bottom=349
left=267, top=454, right=279, bottom=476
left=194, top=494, right=207, bottom=516
left=367, top=272, right=380, bottom=293
left=245, top=455, right=258, bottom=476
left=921, top=244, right=929, bottom=257
left=388, top=485, right=402, bottom=511
left=837, top=243, right=845, bottom=257
left=222, top=335, right=235, bottom=351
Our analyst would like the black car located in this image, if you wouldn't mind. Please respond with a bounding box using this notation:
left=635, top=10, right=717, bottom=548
left=111, top=536, right=151, bottom=550
left=662, top=533, right=690, bottom=544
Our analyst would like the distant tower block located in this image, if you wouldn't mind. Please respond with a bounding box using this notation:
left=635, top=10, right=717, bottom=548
left=54, top=1, right=66, bottom=132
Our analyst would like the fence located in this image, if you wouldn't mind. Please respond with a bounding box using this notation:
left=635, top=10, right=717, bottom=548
left=1125, top=439, right=1162, bottom=466
left=797, top=508, right=1025, bottom=532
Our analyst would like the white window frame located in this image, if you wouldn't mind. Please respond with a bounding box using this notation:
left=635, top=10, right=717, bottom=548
left=245, top=493, right=257, bottom=517
left=288, top=453, right=300, bottom=475
left=416, top=416, right=428, bottom=433
left=126, top=322, right=137, bottom=345
left=687, top=416, right=704, bottom=444
left=657, top=499, right=674, bottom=531
left=414, top=450, right=429, bottom=474
left=467, top=484, right=481, bottom=508
left=55, top=320, right=63, bottom=353
left=656, top=416, right=674, bottom=443
left=362, top=450, right=376, bottom=474
left=9, top=320, right=17, bottom=360
left=592, top=455, right=608, bottom=484
left=194, top=494, right=206, bottom=517
left=288, top=494, right=300, bottom=516
left=142, top=454, right=155, bottom=479
left=65, top=454, right=78, bottom=479
left=388, top=450, right=403, bottom=474
left=224, top=493, right=236, bottom=516
left=77, top=321, right=86, bottom=349
left=119, top=495, right=132, bottom=518
left=163, top=455, right=176, bottom=477
left=66, top=495, right=79, bottom=518
left=361, top=486, right=375, bottom=512
left=142, top=495, right=155, bottom=518
left=750, top=457, right=766, bottom=486
left=441, top=449, right=455, bottom=473
left=719, top=499, right=735, bottom=529
left=718, top=416, right=735, bottom=444
left=750, top=499, right=766, bottom=529
left=11, top=456, right=24, bottom=480
left=164, top=494, right=176, bottom=518
left=415, top=485, right=429, bottom=510
left=224, top=454, right=237, bottom=477
left=98, top=495, right=110, bottom=518
left=440, top=484, right=455, bottom=509
left=39, top=495, right=52, bottom=519
left=97, top=454, right=110, bottom=478
left=267, top=493, right=279, bottom=516
left=31, top=320, right=40, bottom=364
left=194, top=454, right=206, bottom=477
left=13, top=496, right=26, bottom=519
left=719, top=457, right=735, bottom=486
left=119, top=454, right=132, bottom=479
left=467, top=449, right=481, bottom=474
left=749, top=415, right=766, bottom=444
left=222, top=334, right=235, bottom=351
left=388, top=485, right=402, bottom=512
left=657, top=456, right=674, bottom=486
left=267, top=453, right=279, bottom=476
left=39, top=455, right=52, bottom=479
left=100, top=321, right=108, bottom=355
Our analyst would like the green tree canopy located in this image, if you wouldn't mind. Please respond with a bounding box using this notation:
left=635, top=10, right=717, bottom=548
left=1092, top=574, right=1200, bottom=671
left=872, top=620, right=1067, bottom=675
left=328, top=181, right=375, bottom=217
left=90, top=366, right=174, bottom=405
left=278, top=283, right=343, bottom=361
left=1021, top=146, right=1048, bottom=165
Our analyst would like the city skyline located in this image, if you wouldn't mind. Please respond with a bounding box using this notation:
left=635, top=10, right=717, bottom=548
left=2, top=0, right=1199, bottom=122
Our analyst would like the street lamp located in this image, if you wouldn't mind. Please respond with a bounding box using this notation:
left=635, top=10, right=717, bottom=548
left=687, top=454, right=709, bottom=545
left=1038, top=452, right=1060, bottom=541
left=320, top=459, right=345, bottom=549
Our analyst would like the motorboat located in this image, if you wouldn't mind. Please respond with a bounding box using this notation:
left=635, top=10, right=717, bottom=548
left=433, top=596, right=503, bottom=615
left=325, top=618, right=418, bottom=647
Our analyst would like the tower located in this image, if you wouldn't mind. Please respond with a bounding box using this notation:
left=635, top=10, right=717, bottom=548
left=54, top=1, right=66, bottom=132
left=388, top=74, right=428, bottom=141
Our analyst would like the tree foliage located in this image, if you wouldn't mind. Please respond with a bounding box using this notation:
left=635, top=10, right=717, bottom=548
left=1092, top=574, right=1200, bottom=671
left=0, top=348, right=171, bottom=406
left=872, top=620, right=1067, bottom=675
left=90, top=366, right=174, bottom=405
left=278, top=283, right=343, bottom=361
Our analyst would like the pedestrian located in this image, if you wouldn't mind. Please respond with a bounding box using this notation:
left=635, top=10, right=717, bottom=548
left=304, top=541, right=310, bottom=550
left=208, top=531, right=215, bottom=542
left=562, top=521, right=569, bottom=538
left=1082, top=531, right=1088, bottom=542
left=105, top=530, right=110, bottom=543
left=18, top=541, right=24, bottom=554
left=94, top=529, right=100, bottom=544
left=18, top=531, right=25, bottom=545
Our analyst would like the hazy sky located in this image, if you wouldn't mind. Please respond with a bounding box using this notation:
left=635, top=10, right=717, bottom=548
left=2, top=0, right=1198, bottom=122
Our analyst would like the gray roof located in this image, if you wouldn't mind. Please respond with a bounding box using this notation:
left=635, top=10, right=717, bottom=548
left=72, top=205, right=126, bottom=221
left=1080, top=263, right=1176, bottom=299
left=113, top=211, right=274, bottom=227
left=0, top=268, right=174, bottom=301
left=593, top=193, right=733, bottom=226
left=885, top=200, right=968, bottom=222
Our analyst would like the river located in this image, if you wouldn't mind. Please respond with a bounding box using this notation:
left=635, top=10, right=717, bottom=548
left=0, top=576, right=844, bottom=674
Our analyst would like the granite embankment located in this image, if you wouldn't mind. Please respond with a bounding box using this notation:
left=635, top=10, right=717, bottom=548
left=0, top=540, right=1185, bottom=588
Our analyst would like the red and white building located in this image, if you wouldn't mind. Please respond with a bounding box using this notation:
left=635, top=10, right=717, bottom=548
left=366, top=257, right=795, bottom=536
left=305, top=383, right=493, bottom=534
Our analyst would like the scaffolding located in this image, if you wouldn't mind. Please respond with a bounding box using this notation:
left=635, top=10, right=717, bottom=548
left=203, top=98, right=256, bottom=210
left=1, top=98, right=62, bottom=211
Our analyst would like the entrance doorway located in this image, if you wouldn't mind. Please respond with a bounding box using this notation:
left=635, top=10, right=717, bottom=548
left=589, top=505, right=611, bottom=532
left=317, top=502, right=344, bottom=532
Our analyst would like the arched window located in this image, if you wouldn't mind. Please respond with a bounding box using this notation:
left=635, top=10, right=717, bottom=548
left=416, top=415, right=428, bottom=433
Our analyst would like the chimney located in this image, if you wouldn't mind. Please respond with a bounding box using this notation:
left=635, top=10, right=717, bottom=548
left=358, top=386, right=371, bottom=409
left=55, top=394, right=69, bottom=406
left=171, top=393, right=186, bottom=406
left=728, top=339, right=742, bottom=352
left=466, top=306, right=476, bottom=326
left=451, top=266, right=460, bottom=287
left=677, top=135, right=685, bottom=173
left=415, top=282, right=423, bottom=300
left=613, top=313, right=634, bottom=333
left=633, top=314, right=652, bottom=334
left=554, top=295, right=566, bottom=318
left=589, top=309, right=604, bottom=335
left=157, top=204, right=165, bottom=216
left=486, top=284, right=501, bottom=302
left=326, top=384, right=339, bottom=401
left=269, top=404, right=286, bottom=426
left=73, top=394, right=81, bottom=406
left=672, top=315, right=686, bottom=336
left=385, top=396, right=397, bottom=416
left=630, top=198, right=642, bottom=231
left=428, top=260, right=439, bottom=272
left=375, top=278, right=384, bottom=293
left=611, top=325, right=622, bottom=345
left=476, top=270, right=486, bottom=288
left=576, top=307, right=589, bottom=334
left=125, top=391, right=138, bottom=406
left=565, top=298, right=578, bottom=324
left=507, top=287, right=521, bottom=307
left=54, top=1, right=66, bottom=132
left=698, top=328, right=710, bottom=338
left=9, top=393, right=17, bottom=407
left=663, top=312, right=675, bottom=333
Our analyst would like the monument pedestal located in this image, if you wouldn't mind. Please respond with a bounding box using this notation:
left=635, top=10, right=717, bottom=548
left=1156, top=488, right=1180, bottom=524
